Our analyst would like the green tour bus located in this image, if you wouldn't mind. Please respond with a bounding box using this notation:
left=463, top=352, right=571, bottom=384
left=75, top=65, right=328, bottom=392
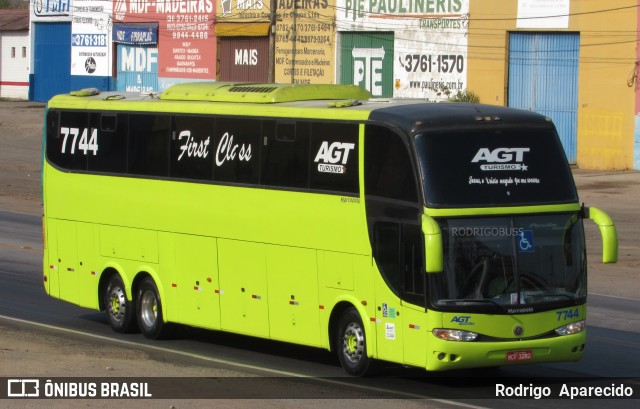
left=42, top=82, right=618, bottom=376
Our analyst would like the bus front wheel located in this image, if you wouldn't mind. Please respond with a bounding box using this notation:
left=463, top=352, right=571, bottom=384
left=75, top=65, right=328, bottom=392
left=336, top=307, right=374, bottom=376
left=136, top=277, right=169, bottom=339
left=104, top=274, right=137, bottom=333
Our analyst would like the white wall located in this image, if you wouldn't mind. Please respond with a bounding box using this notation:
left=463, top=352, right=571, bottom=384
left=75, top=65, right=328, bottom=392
left=0, top=31, right=30, bottom=99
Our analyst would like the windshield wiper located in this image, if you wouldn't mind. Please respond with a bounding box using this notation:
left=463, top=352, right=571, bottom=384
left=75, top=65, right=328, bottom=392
left=438, top=299, right=503, bottom=309
left=524, top=293, right=576, bottom=301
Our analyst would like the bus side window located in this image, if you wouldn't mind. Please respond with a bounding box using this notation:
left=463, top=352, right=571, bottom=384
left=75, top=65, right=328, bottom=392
left=364, top=125, right=418, bottom=203
left=402, top=224, right=426, bottom=306
left=214, top=118, right=260, bottom=184
left=88, top=113, right=127, bottom=173
left=171, top=116, right=214, bottom=181
left=309, top=122, right=359, bottom=194
left=45, top=110, right=60, bottom=165
left=128, top=114, right=171, bottom=177
left=261, top=120, right=310, bottom=189
left=373, top=222, right=426, bottom=305
left=374, top=221, right=402, bottom=295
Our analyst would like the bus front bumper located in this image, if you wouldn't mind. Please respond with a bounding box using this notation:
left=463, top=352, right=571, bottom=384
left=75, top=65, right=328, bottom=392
left=425, top=331, right=586, bottom=371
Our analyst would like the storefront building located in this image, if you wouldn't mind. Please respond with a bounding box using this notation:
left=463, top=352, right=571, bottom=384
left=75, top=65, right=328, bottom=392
left=215, top=0, right=271, bottom=82
left=0, top=9, right=30, bottom=100
left=30, top=1, right=72, bottom=102
left=467, top=0, right=637, bottom=170
left=26, top=0, right=640, bottom=169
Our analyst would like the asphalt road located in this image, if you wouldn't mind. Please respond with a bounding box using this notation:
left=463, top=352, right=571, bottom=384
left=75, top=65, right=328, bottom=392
left=0, top=209, right=638, bottom=408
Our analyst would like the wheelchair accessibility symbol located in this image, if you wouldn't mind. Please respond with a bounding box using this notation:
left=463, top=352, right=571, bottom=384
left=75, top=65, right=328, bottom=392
left=518, top=230, right=534, bottom=252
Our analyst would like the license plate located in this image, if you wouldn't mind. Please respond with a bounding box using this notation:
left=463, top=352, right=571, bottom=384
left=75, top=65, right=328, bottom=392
left=506, top=350, right=532, bottom=361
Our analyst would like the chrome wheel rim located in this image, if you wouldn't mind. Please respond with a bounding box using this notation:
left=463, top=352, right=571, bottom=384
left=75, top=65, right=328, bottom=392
left=139, top=289, right=158, bottom=329
left=342, top=322, right=365, bottom=364
left=108, top=286, right=127, bottom=322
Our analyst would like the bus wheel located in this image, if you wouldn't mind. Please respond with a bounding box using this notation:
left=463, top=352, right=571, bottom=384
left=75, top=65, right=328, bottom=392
left=104, top=274, right=137, bottom=333
left=336, top=307, right=374, bottom=376
left=136, top=277, right=169, bottom=339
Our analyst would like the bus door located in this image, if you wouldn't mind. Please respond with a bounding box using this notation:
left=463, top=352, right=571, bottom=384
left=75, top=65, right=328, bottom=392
left=364, top=124, right=425, bottom=366
left=399, top=224, right=427, bottom=368
left=372, top=222, right=427, bottom=367
left=372, top=221, right=405, bottom=364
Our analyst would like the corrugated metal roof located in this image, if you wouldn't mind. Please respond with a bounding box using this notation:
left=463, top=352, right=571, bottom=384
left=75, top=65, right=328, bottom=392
left=0, top=9, right=29, bottom=32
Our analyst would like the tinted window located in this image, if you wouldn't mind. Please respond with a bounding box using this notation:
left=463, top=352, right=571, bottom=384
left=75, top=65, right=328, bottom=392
left=372, top=221, right=425, bottom=305
left=45, top=110, right=60, bottom=165
left=261, top=120, right=309, bottom=189
left=374, top=221, right=401, bottom=296
left=171, top=116, right=214, bottom=180
left=46, top=110, right=362, bottom=197
left=47, top=111, right=90, bottom=171
left=415, top=126, right=578, bottom=207
left=309, top=122, right=359, bottom=194
left=88, top=113, right=127, bottom=173
left=365, top=125, right=418, bottom=202
left=401, top=224, right=425, bottom=306
left=128, top=114, right=171, bottom=177
left=214, top=118, right=260, bottom=184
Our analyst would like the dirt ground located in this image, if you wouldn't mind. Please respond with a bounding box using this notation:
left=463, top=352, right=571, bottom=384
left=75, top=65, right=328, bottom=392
left=0, top=101, right=43, bottom=216
left=0, top=100, right=639, bottom=407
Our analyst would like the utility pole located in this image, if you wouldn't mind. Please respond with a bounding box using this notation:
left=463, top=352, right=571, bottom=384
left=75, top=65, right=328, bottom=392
left=268, top=0, right=276, bottom=83
left=291, top=2, right=297, bottom=84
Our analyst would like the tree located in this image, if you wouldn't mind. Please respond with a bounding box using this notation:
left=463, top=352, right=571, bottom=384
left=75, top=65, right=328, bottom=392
left=0, top=0, right=28, bottom=8
left=448, top=89, right=480, bottom=103
left=438, top=85, right=480, bottom=103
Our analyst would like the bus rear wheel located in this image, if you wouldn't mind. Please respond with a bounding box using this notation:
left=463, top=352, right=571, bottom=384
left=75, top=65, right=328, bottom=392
left=136, top=277, right=170, bottom=339
left=104, top=274, right=137, bottom=333
left=336, top=307, right=374, bottom=376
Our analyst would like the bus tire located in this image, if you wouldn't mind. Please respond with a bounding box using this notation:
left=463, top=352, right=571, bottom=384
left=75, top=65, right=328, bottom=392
left=336, top=307, right=374, bottom=376
left=104, top=274, right=137, bottom=333
left=136, top=277, right=170, bottom=340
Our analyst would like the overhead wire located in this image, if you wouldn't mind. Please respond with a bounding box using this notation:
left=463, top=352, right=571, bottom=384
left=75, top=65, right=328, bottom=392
left=63, top=0, right=640, bottom=65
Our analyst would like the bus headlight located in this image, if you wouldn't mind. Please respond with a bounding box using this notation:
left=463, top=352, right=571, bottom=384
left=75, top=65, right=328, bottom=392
left=432, top=329, right=478, bottom=341
left=555, top=320, right=586, bottom=336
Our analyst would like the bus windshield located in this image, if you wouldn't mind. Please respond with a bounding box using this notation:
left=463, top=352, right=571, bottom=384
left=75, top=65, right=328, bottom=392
left=430, top=213, right=587, bottom=312
left=414, top=126, right=578, bottom=207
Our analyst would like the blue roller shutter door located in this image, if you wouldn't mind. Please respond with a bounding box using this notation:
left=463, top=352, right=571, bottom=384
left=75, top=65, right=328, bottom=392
left=509, top=32, right=580, bottom=163
left=33, top=23, right=71, bottom=102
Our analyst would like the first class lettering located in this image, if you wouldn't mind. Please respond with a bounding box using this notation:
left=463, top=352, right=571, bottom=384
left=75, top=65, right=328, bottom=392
left=215, top=132, right=252, bottom=166
left=177, top=130, right=210, bottom=161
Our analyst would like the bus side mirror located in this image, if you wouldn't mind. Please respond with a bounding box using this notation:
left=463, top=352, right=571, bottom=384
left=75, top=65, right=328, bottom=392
left=584, top=206, right=618, bottom=264
left=422, top=214, right=443, bottom=273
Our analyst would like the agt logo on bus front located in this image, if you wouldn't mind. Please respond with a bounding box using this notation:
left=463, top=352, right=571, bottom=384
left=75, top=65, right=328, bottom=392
left=451, top=315, right=474, bottom=325
left=314, top=141, right=355, bottom=174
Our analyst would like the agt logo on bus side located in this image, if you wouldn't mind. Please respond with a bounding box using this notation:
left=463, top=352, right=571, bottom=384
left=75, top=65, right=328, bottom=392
left=314, top=141, right=355, bottom=174
left=471, top=147, right=530, bottom=171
